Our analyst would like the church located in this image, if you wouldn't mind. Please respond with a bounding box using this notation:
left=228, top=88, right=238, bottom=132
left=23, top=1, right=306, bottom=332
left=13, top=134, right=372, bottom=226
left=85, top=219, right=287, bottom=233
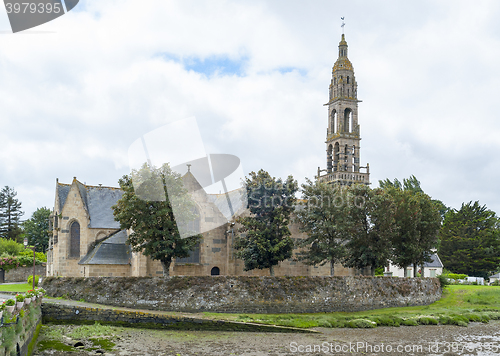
left=46, top=33, right=369, bottom=278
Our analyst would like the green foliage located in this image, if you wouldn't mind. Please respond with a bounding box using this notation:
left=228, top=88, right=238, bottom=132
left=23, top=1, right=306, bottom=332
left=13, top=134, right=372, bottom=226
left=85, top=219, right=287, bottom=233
left=0, top=238, right=24, bottom=255
left=27, top=274, right=40, bottom=286
left=437, top=273, right=449, bottom=288
left=346, top=319, right=376, bottom=328
left=22, top=207, right=51, bottom=252
left=418, top=316, right=438, bottom=325
left=112, top=163, right=202, bottom=277
left=234, top=170, right=298, bottom=276
left=438, top=201, right=500, bottom=278
left=68, top=322, right=114, bottom=339
left=447, top=273, right=468, bottom=280
left=0, top=186, right=24, bottom=241
left=294, top=179, right=349, bottom=275
left=401, top=318, right=418, bottom=326
left=18, top=249, right=47, bottom=262
left=380, top=176, right=441, bottom=277
left=5, top=298, right=15, bottom=306
left=342, top=185, right=397, bottom=276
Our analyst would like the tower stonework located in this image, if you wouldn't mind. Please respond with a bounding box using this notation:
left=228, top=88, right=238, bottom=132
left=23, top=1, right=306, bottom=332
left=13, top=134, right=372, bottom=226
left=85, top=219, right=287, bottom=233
left=319, top=34, right=370, bottom=185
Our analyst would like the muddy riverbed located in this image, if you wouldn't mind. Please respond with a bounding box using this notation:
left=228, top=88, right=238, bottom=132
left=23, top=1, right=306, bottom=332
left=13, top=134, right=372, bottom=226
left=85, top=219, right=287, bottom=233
left=33, top=321, right=500, bottom=356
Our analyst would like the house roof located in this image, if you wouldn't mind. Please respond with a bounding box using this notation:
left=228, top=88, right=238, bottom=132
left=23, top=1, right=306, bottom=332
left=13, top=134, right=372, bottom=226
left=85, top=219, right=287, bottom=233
left=78, top=230, right=131, bottom=265
left=489, top=273, right=500, bottom=279
left=423, top=253, right=443, bottom=268
left=57, top=179, right=123, bottom=229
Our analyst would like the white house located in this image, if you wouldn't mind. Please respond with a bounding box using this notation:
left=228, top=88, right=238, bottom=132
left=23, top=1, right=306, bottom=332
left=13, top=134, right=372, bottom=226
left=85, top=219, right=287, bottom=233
left=385, top=253, right=444, bottom=278
left=489, top=273, right=500, bottom=285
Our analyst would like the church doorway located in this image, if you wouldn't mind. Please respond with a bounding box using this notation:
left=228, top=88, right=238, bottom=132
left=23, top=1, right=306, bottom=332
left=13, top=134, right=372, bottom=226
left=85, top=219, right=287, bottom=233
left=211, top=267, right=220, bottom=276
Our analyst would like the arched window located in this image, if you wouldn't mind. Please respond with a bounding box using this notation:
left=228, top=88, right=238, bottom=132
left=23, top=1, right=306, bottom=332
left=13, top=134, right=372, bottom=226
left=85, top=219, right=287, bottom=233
left=347, top=76, right=350, bottom=84
left=333, top=142, right=340, bottom=171
left=344, top=109, right=352, bottom=133
left=211, top=267, right=220, bottom=276
left=69, top=221, right=80, bottom=258
left=331, top=110, right=337, bottom=133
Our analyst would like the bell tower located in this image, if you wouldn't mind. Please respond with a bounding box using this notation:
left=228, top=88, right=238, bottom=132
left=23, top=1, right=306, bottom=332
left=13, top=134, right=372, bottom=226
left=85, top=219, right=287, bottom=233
left=318, top=32, right=370, bottom=185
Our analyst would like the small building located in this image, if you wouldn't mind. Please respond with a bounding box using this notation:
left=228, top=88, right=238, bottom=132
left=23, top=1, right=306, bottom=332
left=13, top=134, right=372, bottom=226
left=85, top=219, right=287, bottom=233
left=385, top=253, right=444, bottom=278
left=488, top=272, right=500, bottom=285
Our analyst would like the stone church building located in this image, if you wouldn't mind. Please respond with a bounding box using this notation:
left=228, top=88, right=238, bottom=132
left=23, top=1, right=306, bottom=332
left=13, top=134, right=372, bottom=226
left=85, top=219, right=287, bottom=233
left=46, top=33, right=367, bottom=278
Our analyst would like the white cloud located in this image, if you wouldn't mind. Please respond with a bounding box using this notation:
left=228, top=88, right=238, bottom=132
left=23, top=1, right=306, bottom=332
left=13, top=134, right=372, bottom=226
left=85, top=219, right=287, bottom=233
left=0, top=0, right=499, bottom=219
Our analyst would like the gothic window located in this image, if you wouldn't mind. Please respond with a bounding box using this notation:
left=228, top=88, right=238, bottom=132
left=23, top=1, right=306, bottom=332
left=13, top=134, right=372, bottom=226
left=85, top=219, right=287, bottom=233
left=69, top=221, right=80, bottom=258
left=343, top=108, right=352, bottom=133
left=334, top=77, right=336, bottom=85
left=211, top=267, right=220, bottom=276
left=333, top=142, right=340, bottom=171
left=331, top=110, right=337, bottom=133
left=347, top=76, right=350, bottom=84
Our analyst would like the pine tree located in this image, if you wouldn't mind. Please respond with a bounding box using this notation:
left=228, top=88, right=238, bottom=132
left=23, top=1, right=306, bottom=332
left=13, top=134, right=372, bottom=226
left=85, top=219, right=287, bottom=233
left=0, top=186, right=24, bottom=241
left=22, top=207, right=51, bottom=252
left=438, top=201, right=500, bottom=278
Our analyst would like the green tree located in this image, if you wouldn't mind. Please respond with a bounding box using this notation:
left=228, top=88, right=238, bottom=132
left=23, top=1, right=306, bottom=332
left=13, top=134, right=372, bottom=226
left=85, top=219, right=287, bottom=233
left=234, top=170, right=298, bottom=276
left=22, top=207, right=51, bottom=253
left=342, top=184, right=397, bottom=276
left=112, top=163, right=202, bottom=277
left=438, top=201, right=500, bottom=278
left=295, top=179, right=349, bottom=276
left=380, top=176, right=442, bottom=277
left=0, top=186, right=24, bottom=241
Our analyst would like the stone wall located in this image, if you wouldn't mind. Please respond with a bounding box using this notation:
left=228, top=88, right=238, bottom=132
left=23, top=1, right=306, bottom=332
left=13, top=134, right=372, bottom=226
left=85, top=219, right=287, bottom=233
left=42, top=276, right=442, bottom=314
left=0, top=301, right=42, bottom=356
left=4, top=265, right=46, bottom=283
left=42, top=303, right=310, bottom=332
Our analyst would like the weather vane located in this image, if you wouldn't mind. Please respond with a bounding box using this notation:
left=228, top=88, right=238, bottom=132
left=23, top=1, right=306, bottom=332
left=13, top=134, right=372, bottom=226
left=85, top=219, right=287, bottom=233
left=341, top=17, right=345, bottom=34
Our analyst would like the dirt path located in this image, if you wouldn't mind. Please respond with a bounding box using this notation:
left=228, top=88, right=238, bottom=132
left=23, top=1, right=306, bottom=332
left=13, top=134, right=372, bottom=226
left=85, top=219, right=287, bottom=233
left=34, top=321, right=500, bottom=356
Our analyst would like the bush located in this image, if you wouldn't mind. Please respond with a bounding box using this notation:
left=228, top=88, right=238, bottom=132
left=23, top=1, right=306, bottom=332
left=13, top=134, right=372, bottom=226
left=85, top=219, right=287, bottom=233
left=401, top=318, right=418, bottom=326
left=437, top=274, right=449, bottom=288
left=418, top=316, right=438, bottom=325
left=27, top=275, right=40, bottom=287
left=0, top=238, right=24, bottom=256
left=18, top=250, right=47, bottom=262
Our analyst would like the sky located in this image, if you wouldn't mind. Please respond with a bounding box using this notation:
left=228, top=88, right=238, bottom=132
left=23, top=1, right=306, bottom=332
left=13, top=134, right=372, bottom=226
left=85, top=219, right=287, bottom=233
left=0, top=0, right=500, bottom=219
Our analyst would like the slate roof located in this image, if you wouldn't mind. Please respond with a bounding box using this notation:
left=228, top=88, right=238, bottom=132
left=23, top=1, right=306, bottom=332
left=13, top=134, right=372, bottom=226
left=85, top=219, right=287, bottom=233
left=79, top=230, right=131, bottom=265
left=57, top=180, right=123, bottom=229
left=423, top=253, right=443, bottom=268
left=490, top=273, right=500, bottom=279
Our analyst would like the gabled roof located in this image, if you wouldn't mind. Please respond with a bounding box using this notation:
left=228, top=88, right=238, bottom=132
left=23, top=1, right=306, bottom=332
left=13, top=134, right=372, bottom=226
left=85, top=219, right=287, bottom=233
left=423, top=253, right=443, bottom=268
left=490, top=272, right=500, bottom=279
left=79, top=230, right=130, bottom=265
left=56, top=179, right=123, bottom=229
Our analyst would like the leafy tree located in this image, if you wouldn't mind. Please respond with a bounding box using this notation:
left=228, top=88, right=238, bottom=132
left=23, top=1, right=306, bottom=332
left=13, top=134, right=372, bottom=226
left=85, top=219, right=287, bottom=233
left=380, top=176, right=442, bottom=277
left=234, top=170, right=298, bottom=276
left=112, top=163, right=202, bottom=277
left=0, top=238, right=24, bottom=256
left=438, top=201, right=500, bottom=278
left=295, top=179, right=349, bottom=276
left=0, top=186, right=24, bottom=241
left=22, top=207, right=51, bottom=253
left=342, top=184, right=397, bottom=276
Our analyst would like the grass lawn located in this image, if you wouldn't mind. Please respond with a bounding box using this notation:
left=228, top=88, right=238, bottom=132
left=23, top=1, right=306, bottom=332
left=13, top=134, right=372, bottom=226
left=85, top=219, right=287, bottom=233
left=0, top=283, right=34, bottom=293
left=204, top=285, right=500, bottom=329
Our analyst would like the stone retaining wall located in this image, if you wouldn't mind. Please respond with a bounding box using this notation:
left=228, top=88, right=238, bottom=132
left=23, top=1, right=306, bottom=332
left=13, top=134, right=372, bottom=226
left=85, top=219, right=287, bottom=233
left=41, top=303, right=311, bottom=332
left=0, top=301, right=42, bottom=356
left=3, top=265, right=46, bottom=283
left=42, top=276, right=442, bottom=314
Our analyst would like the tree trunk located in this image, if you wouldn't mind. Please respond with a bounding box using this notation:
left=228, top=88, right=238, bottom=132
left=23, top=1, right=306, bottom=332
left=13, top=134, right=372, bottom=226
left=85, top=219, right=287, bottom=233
left=420, top=264, right=425, bottom=278
left=330, top=260, right=335, bottom=276
left=270, top=265, right=275, bottom=276
left=413, top=262, right=418, bottom=278
left=161, top=259, right=171, bottom=277
left=371, top=265, right=375, bottom=277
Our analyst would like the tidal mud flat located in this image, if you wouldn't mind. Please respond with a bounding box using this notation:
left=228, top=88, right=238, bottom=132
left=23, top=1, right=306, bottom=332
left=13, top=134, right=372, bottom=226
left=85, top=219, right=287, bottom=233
left=33, top=320, right=500, bottom=356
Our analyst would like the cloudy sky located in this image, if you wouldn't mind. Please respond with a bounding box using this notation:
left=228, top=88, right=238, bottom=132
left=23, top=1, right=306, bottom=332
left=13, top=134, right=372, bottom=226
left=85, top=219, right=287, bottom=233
left=1, top=0, right=499, bottom=219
